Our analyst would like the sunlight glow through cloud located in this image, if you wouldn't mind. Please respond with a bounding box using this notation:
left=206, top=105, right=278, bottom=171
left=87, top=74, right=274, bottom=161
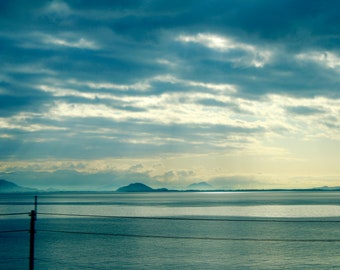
left=297, top=51, right=340, bottom=69
left=43, top=36, right=98, bottom=49
left=177, top=33, right=272, bottom=67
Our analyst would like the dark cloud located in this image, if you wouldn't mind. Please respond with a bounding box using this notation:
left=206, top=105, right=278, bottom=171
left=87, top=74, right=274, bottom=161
left=2, top=0, right=340, bottom=102
left=286, top=106, right=326, bottom=116
left=197, top=98, right=229, bottom=107
left=0, top=118, right=262, bottom=160
left=196, top=98, right=250, bottom=114
left=0, top=86, right=51, bottom=116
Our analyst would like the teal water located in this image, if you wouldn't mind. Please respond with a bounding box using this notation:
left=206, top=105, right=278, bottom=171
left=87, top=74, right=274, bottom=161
left=1, top=191, right=340, bottom=269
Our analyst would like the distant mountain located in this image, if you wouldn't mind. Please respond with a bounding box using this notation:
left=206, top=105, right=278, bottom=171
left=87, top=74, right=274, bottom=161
left=187, top=182, right=214, bottom=190
left=314, top=186, right=340, bottom=191
left=116, top=182, right=168, bottom=192
left=0, top=179, right=36, bottom=193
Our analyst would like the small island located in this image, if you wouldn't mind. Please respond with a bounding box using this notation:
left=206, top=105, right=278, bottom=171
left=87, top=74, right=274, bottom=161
left=116, top=182, right=168, bottom=192
left=1, top=179, right=340, bottom=194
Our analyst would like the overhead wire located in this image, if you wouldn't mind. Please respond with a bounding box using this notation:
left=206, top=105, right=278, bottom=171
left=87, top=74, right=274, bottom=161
left=2, top=209, right=340, bottom=268
left=0, top=229, right=28, bottom=234
left=0, top=212, right=29, bottom=216
left=38, top=229, right=340, bottom=243
left=37, top=212, right=340, bottom=243
left=38, top=212, right=340, bottom=223
left=0, top=212, right=30, bottom=234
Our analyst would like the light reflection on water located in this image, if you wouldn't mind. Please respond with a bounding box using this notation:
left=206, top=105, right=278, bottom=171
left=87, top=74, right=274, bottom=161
left=2, top=191, right=340, bottom=218
left=36, top=204, right=340, bottom=218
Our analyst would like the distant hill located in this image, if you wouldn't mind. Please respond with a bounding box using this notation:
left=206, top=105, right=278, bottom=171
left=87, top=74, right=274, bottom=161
left=187, top=182, right=214, bottom=190
left=314, top=186, right=340, bottom=191
left=0, top=179, right=36, bottom=193
left=116, top=183, right=168, bottom=192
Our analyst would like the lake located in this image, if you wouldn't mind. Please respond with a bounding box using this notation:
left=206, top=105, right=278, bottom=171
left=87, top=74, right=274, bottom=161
left=1, top=191, right=340, bottom=269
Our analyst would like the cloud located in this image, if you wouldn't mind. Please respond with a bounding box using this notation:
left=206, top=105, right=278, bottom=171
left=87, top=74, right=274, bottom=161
left=1, top=0, right=340, bottom=189
left=209, top=176, right=262, bottom=190
left=42, top=35, right=98, bottom=49
left=128, top=164, right=144, bottom=172
left=177, top=33, right=272, bottom=67
left=286, top=106, right=326, bottom=116
left=44, top=0, right=71, bottom=16
left=154, top=170, right=196, bottom=183
left=296, top=51, right=340, bottom=70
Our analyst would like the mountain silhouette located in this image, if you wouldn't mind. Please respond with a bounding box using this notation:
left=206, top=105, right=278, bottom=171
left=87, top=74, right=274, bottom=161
left=116, top=182, right=168, bottom=192
left=187, top=182, right=214, bottom=190
left=0, top=179, right=36, bottom=193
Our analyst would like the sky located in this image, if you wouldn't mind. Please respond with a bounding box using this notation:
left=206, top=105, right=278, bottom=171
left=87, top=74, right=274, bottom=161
left=1, top=0, right=340, bottom=190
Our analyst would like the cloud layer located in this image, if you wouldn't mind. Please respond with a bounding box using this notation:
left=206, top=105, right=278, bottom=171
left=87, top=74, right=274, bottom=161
left=1, top=0, right=340, bottom=189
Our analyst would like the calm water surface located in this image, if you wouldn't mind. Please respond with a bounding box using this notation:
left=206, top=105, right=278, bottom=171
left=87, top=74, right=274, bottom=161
left=1, top=191, right=340, bottom=269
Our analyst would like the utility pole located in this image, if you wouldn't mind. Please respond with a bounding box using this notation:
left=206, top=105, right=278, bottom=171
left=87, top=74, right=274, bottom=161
left=29, top=210, right=36, bottom=270
left=29, top=196, right=37, bottom=270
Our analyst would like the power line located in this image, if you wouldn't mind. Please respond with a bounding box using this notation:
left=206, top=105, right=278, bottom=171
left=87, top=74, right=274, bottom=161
left=0, top=212, right=29, bottom=216
left=1, top=208, right=340, bottom=269
left=38, top=212, right=340, bottom=223
left=0, top=229, right=28, bottom=234
left=38, top=229, right=340, bottom=243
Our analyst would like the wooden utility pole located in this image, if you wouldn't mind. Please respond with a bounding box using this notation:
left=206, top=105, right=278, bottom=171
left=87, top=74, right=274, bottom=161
left=29, top=210, right=36, bottom=270
left=29, top=197, right=37, bottom=270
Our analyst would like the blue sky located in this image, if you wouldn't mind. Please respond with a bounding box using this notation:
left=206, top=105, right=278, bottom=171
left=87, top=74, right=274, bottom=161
left=1, top=0, right=340, bottom=190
